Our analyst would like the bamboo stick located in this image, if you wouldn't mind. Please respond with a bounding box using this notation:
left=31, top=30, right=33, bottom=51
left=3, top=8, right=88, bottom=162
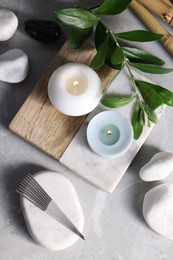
left=130, top=0, right=173, bottom=56
left=161, top=0, right=173, bottom=7
left=137, top=0, right=173, bottom=26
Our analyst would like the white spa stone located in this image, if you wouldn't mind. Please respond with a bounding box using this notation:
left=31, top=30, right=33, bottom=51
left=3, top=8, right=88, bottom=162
left=0, top=9, right=18, bottom=41
left=0, top=49, right=29, bottom=83
left=143, top=183, right=173, bottom=240
left=139, top=152, right=173, bottom=182
left=20, top=170, right=84, bottom=250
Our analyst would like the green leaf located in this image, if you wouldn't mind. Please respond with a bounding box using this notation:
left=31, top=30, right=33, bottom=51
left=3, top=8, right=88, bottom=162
left=139, top=108, right=145, bottom=127
left=105, top=34, right=117, bottom=68
left=143, top=102, right=158, bottom=124
left=101, top=96, right=134, bottom=108
left=95, top=22, right=107, bottom=50
left=55, top=8, right=99, bottom=29
left=123, top=47, right=165, bottom=65
left=147, top=119, right=151, bottom=127
left=70, top=27, right=93, bottom=49
left=94, top=23, right=124, bottom=69
left=130, top=62, right=173, bottom=74
left=135, top=80, right=163, bottom=110
left=137, top=80, right=173, bottom=106
left=111, top=46, right=125, bottom=65
left=115, top=30, right=163, bottom=42
left=132, top=102, right=144, bottom=140
left=90, top=34, right=109, bottom=69
left=110, top=63, right=124, bottom=70
left=95, top=0, right=132, bottom=15
left=102, top=33, right=123, bottom=70
left=140, top=108, right=146, bottom=126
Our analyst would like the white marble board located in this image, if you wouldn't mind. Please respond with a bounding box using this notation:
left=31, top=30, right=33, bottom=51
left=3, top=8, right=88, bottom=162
left=60, top=69, right=164, bottom=193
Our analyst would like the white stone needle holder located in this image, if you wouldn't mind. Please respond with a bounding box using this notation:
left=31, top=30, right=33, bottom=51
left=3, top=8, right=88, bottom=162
left=16, top=173, right=85, bottom=240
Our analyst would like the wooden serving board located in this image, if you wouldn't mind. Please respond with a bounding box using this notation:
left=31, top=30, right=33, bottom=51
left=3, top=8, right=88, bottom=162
left=9, top=42, right=115, bottom=159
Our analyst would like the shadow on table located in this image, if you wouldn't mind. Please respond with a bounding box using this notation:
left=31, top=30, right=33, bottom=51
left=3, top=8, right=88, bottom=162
left=2, top=163, right=47, bottom=241
left=131, top=144, right=162, bottom=172
left=128, top=144, right=162, bottom=224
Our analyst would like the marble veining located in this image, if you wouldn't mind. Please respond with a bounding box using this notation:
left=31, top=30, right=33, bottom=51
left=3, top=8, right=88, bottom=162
left=60, top=70, right=164, bottom=193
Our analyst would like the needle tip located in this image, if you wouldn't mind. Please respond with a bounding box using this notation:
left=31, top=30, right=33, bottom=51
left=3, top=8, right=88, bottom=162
left=80, top=234, right=85, bottom=240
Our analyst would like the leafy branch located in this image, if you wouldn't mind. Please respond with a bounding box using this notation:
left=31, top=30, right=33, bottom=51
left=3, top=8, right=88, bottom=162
left=55, top=0, right=173, bottom=139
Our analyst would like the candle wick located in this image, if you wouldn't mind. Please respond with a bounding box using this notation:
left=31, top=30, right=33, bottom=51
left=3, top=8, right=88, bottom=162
left=107, top=130, right=112, bottom=136
left=73, top=80, right=79, bottom=87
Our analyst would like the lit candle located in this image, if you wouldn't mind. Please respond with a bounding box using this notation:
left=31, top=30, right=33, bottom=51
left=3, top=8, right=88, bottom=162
left=48, top=63, right=102, bottom=116
left=87, top=111, right=133, bottom=158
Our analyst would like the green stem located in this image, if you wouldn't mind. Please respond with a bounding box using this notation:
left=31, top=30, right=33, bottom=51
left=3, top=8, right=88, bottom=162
left=125, top=60, right=137, bottom=94
left=125, top=59, right=143, bottom=107
left=102, top=69, right=121, bottom=95
left=109, top=30, right=120, bottom=46
left=108, top=28, right=143, bottom=107
left=96, top=18, right=143, bottom=109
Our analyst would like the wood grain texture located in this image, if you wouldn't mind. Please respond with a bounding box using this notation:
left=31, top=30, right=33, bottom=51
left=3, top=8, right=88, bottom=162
left=138, top=0, right=173, bottom=26
left=9, top=41, right=115, bottom=159
left=161, top=0, right=173, bottom=7
left=130, top=0, right=173, bottom=56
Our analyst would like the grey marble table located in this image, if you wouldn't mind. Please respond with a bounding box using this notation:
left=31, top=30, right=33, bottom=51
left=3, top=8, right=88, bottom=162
left=0, top=1, right=173, bottom=259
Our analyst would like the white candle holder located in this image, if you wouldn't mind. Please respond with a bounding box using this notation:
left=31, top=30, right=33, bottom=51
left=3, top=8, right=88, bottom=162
left=48, top=63, right=102, bottom=116
left=86, top=111, right=133, bottom=159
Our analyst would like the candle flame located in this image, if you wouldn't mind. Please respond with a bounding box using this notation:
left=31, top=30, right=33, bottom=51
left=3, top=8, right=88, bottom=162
left=107, top=130, right=112, bottom=136
left=73, top=80, right=79, bottom=87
